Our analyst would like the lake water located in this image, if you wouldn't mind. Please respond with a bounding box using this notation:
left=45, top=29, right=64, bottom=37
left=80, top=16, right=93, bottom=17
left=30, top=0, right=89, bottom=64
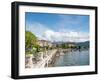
left=53, top=50, right=89, bottom=67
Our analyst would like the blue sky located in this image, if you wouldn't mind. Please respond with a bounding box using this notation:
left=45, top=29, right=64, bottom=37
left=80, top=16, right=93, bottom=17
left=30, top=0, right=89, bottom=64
left=25, top=12, right=89, bottom=42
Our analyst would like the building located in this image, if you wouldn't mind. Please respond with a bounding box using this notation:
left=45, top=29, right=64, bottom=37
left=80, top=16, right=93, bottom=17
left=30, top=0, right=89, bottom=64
left=37, top=40, right=53, bottom=47
left=66, top=42, right=76, bottom=47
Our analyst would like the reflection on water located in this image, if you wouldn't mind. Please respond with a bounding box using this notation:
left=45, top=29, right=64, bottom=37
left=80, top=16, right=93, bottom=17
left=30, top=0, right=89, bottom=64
left=53, top=50, right=89, bottom=67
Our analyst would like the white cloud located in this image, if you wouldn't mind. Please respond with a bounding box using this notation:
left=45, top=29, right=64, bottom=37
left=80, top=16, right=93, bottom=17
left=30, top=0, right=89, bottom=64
left=26, top=22, right=50, bottom=40
left=44, top=30, right=89, bottom=42
left=26, top=22, right=89, bottom=42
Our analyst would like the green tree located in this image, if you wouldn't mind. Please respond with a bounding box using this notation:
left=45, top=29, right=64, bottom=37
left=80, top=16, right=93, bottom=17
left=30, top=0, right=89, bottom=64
left=25, top=31, right=37, bottom=50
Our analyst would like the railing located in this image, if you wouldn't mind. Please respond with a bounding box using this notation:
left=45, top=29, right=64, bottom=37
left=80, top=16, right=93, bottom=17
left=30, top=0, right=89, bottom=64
left=34, top=49, right=57, bottom=68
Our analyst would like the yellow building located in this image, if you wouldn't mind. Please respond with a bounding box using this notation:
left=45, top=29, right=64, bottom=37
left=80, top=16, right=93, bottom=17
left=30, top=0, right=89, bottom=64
left=67, top=43, right=76, bottom=47
left=37, top=40, right=53, bottom=47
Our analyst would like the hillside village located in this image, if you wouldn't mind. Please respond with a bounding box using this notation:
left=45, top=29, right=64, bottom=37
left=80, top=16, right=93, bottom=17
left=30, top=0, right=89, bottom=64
left=25, top=31, right=89, bottom=68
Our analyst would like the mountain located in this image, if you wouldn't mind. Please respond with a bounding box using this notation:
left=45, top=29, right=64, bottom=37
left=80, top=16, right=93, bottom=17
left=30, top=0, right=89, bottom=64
left=76, top=41, right=89, bottom=48
left=52, top=41, right=89, bottom=48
